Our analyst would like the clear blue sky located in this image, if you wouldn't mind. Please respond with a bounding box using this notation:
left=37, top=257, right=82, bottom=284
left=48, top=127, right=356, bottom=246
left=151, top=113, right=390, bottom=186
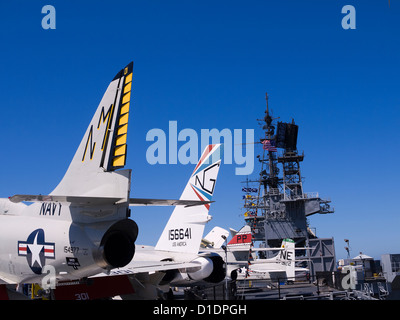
left=0, top=1, right=399, bottom=260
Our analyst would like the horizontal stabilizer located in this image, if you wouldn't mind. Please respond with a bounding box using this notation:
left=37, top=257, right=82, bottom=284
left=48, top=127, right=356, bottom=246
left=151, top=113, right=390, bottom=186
left=9, top=195, right=212, bottom=207
left=9, top=194, right=123, bottom=205
left=201, top=227, right=230, bottom=248
left=129, top=198, right=213, bottom=207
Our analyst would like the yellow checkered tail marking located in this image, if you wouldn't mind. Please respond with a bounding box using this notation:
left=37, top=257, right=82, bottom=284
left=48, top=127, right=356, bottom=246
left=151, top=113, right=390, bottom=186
left=111, top=69, right=132, bottom=169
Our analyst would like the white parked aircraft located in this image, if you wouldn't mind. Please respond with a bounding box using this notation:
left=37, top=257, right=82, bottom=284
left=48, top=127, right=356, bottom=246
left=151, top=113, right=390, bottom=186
left=0, top=62, right=211, bottom=298
left=50, top=144, right=224, bottom=299
left=207, top=225, right=309, bottom=282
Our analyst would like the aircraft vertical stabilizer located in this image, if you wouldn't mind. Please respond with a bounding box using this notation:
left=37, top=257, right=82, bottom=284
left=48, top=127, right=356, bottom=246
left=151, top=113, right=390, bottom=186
left=51, top=62, right=133, bottom=199
left=155, top=144, right=222, bottom=254
left=272, top=238, right=295, bottom=279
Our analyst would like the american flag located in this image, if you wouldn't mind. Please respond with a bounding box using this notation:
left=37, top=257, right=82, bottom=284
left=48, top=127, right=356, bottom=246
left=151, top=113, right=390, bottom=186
left=261, top=139, right=277, bottom=152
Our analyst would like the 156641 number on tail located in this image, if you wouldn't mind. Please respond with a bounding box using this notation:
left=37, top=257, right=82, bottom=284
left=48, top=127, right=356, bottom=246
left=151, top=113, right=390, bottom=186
left=168, top=228, right=192, bottom=240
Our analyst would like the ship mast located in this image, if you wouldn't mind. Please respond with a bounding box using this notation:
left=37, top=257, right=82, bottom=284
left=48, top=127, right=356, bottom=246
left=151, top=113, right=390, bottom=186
left=241, top=93, right=334, bottom=258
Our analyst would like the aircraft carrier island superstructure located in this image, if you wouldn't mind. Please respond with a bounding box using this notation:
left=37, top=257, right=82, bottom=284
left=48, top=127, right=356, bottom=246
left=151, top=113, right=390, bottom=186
left=241, top=93, right=336, bottom=277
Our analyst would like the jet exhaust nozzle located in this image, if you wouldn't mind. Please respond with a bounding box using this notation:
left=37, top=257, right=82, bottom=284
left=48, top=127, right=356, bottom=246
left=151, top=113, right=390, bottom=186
left=96, top=219, right=138, bottom=269
left=188, top=255, right=226, bottom=283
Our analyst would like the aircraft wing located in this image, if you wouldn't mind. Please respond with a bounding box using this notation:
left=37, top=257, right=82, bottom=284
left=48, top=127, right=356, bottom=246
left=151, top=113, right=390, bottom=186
left=199, top=247, right=285, bottom=254
left=248, top=264, right=308, bottom=273
left=249, top=267, right=287, bottom=274
left=92, top=260, right=202, bottom=277
left=129, top=198, right=213, bottom=207
left=53, top=260, right=203, bottom=300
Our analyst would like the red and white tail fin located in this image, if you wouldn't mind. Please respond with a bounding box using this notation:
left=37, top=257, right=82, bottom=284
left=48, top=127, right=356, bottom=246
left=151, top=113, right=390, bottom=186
left=227, top=225, right=252, bottom=249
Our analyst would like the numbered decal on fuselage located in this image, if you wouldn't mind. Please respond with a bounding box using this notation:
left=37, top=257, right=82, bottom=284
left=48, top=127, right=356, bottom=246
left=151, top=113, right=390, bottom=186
left=168, top=228, right=192, bottom=241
